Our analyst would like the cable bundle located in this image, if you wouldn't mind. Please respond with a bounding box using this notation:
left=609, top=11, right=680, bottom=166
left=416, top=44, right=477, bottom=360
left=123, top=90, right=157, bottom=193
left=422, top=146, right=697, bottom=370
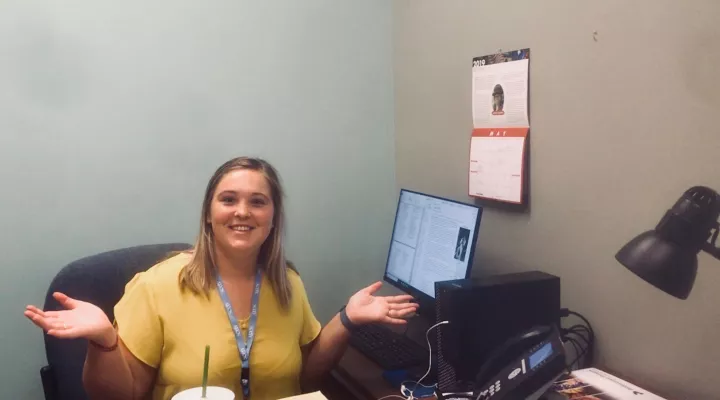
left=560, top=308, right=595, bottom=371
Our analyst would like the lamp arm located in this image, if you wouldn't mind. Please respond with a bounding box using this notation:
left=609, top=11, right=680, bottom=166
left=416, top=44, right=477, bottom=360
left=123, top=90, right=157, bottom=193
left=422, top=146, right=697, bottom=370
left=702, top=222, right=720, bottom=260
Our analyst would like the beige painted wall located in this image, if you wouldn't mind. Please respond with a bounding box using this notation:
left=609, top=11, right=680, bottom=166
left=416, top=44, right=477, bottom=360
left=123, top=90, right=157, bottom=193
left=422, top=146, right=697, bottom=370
left=393, top=1, right=720, bottom=398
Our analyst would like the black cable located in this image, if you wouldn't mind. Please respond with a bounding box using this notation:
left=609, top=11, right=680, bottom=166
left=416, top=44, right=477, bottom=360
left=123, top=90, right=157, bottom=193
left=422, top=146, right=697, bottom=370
left=567, top=342, right=590, bottom=371
left=564, top=338, right=581, bottom=368
left=567, top=329, right=590, bottom=344
left=562, top=337, right=584, bottom=370
left=565, top=328, right=590, bottom=348
left=560, top=309, right=595, bottom=367
left=567, top=311, right=595, bottom=342
left=567, top=323, right=590, bottom=336
left=568, top=327, right=591, bottom=348
left=563, top=325, right=590, bottom=348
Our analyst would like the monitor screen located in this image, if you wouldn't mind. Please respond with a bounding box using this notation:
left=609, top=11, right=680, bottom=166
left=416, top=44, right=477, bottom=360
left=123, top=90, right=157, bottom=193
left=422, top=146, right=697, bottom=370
left=383, top=189, right=482, bottom=299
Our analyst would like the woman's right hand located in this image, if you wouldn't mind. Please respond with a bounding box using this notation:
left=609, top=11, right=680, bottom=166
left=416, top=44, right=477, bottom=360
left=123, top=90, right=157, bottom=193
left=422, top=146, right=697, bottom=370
left=24, top=292, right=116, bottom=346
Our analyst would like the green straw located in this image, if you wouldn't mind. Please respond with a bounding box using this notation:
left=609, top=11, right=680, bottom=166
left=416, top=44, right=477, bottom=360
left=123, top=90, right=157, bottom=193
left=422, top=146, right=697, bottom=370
left=201, top=345, right=210, bottom=398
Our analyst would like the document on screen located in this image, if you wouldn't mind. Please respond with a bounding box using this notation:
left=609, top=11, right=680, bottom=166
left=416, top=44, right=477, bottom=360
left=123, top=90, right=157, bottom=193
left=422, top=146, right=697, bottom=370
left=409, top=212, right=474, bottom=297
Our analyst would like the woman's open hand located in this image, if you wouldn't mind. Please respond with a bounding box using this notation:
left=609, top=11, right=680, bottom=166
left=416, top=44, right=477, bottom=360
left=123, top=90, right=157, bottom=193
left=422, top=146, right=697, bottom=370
left=24, top=292, right=116, bottom=346
left=345, top=282, right=418, bottom=325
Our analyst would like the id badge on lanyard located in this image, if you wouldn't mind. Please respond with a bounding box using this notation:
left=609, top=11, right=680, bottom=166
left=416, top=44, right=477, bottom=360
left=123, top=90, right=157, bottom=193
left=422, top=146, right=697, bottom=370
left=216, top=270, right=262, bottom=399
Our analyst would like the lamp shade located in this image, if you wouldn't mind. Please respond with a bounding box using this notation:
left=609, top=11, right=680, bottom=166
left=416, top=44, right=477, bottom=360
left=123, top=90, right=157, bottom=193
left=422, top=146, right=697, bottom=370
left=615, top=230, right=698, bottom=299
left=616, top=186, right=720, bottom=299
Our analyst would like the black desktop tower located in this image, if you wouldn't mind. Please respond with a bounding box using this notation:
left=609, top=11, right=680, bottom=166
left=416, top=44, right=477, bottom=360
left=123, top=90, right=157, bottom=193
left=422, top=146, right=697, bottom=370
left=434, top=271, right=561, bottom=393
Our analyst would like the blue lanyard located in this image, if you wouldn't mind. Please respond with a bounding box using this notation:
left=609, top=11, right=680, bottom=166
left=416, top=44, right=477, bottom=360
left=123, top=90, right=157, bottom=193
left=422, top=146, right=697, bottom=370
left=216, top=269, right=262, bottom=399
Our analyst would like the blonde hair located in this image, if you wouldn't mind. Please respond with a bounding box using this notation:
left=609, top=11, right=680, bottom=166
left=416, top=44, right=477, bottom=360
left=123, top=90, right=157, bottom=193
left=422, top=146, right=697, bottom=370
left=179, top=157, right=297, bottom=309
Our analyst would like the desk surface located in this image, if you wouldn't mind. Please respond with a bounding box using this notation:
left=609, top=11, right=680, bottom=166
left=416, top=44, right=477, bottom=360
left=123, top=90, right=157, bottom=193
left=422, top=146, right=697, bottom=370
left=331, top=346, right=401, bottom=400
left=329, top=320, right=438, bottom=400
left=329, top=348, right=675, bottom=400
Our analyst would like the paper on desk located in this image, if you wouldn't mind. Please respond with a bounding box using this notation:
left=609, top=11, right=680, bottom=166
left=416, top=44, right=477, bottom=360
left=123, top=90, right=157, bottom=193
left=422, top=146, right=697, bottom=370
left=549, top=368, right=667, bottom=400
left=278, top=391, right=328, bottom=400
left=468, top=49, right=530, bottom=204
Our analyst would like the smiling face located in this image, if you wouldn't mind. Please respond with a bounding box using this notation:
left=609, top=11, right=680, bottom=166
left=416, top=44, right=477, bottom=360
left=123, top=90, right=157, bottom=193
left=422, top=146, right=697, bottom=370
left=208, top=169, right=275, bottom=259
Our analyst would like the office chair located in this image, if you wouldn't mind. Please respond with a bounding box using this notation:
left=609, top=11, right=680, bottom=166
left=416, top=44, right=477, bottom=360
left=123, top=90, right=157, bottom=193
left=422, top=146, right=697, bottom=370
left=39, top=242, right=192, bottom=400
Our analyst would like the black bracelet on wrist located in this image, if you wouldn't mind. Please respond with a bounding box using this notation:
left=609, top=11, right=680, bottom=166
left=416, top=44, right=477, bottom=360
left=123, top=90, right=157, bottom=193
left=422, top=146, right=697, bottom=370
left=339, top=305, right=359, bottom=332
left=89, top=332, right=119, bottom=352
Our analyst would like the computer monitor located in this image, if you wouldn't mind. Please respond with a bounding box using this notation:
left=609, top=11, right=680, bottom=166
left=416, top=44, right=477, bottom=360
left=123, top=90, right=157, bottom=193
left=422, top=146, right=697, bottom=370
left=383, top=189, right=483, bottom=317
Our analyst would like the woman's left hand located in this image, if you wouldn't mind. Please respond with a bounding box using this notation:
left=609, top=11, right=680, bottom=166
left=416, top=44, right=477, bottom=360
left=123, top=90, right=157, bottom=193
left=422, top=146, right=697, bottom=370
left=345, top=281, right=418, bottom=325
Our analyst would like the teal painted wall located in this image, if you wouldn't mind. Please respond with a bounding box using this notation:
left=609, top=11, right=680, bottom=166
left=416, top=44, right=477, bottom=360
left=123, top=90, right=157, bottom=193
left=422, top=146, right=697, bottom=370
left=0, top=1, right=395, bottom=398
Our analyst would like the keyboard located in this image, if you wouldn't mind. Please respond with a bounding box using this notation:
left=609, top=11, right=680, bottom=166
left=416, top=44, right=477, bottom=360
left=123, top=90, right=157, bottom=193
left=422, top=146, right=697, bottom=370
left=348, top=323, right=428, bottom=370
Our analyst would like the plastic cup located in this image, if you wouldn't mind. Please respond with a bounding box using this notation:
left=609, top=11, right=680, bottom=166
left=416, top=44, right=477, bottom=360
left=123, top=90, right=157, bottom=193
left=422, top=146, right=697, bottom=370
left=171, top=386, right=235, bottom=400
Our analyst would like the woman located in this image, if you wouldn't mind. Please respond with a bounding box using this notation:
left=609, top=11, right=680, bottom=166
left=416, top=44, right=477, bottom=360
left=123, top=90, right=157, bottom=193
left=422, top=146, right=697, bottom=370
left=25, top=157, right=417, bottom=400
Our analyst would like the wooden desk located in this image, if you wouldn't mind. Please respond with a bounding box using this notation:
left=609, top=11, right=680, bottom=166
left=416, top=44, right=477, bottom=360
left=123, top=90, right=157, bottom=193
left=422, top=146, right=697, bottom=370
left=327, top=347, right=400, bottom=400
left=324, top=320, right=435, bottom=400
left=324, top=351, right=676, bottom=400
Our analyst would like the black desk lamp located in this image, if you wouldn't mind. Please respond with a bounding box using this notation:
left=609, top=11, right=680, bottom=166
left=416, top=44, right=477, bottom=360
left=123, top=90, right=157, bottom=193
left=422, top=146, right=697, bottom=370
left=615, top=186, right=720, bottom=299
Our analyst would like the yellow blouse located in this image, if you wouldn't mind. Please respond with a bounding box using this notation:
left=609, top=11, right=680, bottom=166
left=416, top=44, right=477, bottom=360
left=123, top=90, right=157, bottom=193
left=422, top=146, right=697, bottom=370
left=114, top=253, right=322, bottom=400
